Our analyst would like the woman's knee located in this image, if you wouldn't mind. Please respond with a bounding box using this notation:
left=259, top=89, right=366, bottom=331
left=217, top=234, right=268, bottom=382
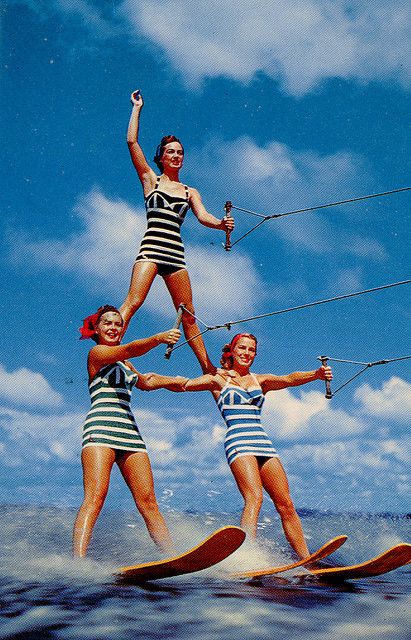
left=243, top=487, right=263, bottom=510
left=181, top=303, right=196, bottom=327
left=82, top=487, right=109, bottom=512
left=135, top=491, right=161, bottom=516
left=275, top=497, right=297, bottom=520
left=123, top=293, right=146, bottom=314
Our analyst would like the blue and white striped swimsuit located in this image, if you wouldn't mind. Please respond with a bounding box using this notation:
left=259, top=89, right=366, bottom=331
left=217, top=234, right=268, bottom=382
left=217, top=374, right=279, bottom=466
left=82, top=361, right=147, bottom=453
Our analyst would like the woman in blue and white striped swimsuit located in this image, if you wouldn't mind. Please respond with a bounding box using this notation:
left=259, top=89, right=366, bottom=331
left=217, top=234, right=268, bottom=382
left=73, top=305, right=182, bottom=558
left=119, top=89, right=234, bottom=373
left=175, top=333, right=333, bottom=560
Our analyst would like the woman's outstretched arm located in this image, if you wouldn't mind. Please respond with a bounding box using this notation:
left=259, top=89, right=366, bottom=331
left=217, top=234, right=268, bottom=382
left=257, top=365, right=333, bottom=393
left=136, top=373, right=189, bottom=392
left=127, top=90, right=157, bottom=191
left=189, top=188, right=235, bottom=232
left=138, top=372, right=226, bottom=395
left=87, top=329, right=181, bottom=379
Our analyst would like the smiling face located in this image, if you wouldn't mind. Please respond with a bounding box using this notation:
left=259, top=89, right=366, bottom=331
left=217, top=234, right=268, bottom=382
left=160, top=141, right=184, bottom=172
left=231, top=336, right=257, bottom=370
left=95, top=311, right=123, bottom=346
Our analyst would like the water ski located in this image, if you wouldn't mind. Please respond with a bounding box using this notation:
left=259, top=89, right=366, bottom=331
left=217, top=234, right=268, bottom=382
left=118, top=525, right=246, bottom=582
left=301, top=542, right=411, bottom=581
left=233, top=535, right=347, bottom=579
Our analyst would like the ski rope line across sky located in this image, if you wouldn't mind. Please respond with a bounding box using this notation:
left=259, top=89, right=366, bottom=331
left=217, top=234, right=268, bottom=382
left=168, top=279, right=411, bottom=375
left=319, top=355, right=411, bottom=398
left=226, top=186, right=411, bottom=249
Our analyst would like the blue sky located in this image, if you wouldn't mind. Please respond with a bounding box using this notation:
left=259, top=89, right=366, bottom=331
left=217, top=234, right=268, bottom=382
left=1, top=0, right=410, bottom=515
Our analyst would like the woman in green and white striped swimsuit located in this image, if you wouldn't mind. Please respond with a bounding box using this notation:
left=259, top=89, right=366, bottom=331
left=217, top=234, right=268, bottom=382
left=73, top=305, right=182, bottom=558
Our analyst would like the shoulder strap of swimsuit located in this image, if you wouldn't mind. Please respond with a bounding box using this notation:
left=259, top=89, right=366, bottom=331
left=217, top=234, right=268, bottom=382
left=250, top=373, right=261, bottom=387
left=184, top=184, right=189, bottom=200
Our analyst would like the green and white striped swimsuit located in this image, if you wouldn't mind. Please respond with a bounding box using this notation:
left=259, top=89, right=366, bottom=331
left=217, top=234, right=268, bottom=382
left=82, top=361, right=147, bottom=453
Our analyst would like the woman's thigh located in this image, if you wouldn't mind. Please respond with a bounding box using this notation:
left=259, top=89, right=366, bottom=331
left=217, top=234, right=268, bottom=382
left=259, top=457, right=293, bottom=504
left=163, top=268, right=194, bottom=310
left=116, top=451, right=157, bottom=500
left=81, top=446, right=116, bottom=497
left=230, top=455, right=264, bottom=498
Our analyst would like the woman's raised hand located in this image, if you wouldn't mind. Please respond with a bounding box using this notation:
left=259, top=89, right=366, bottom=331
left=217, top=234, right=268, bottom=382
left=156, top=328, right=182, bottom=345
left=130, top=89, right=143, bottom=108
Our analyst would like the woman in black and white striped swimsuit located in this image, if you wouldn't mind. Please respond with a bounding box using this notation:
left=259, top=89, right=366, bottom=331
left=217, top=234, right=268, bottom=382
left=73, top=305, right=183, bottom=558
left=119, top=90, right=234, bottom=373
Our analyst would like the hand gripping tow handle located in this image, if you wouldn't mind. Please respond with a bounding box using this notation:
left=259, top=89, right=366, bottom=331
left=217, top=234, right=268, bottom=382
left=164, top=303, right=185, bottom=360
left=318, top=355, right=332, bottom=399
left=224, top=201, right=232, bottom=251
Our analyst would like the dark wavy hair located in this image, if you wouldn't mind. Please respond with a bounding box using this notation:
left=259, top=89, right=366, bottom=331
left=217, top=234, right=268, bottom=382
left=154, top=135, right=184, bottom=171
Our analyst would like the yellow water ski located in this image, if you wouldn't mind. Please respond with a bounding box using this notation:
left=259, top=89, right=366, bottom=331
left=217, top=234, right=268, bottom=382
left=118, top=525, right=246, bottom=582
left=233, top=535, right=347, bottom=579
left=302, top=542, right=411, bottom=581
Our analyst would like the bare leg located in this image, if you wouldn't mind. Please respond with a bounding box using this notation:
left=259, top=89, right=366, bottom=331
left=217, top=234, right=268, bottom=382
left=73, top=446, right=116, bottom=558
left=230, top=456, right=264, bottom=537
left=119, top=261, right=158, bottom=335
left=260, top=457, right=309, bottom=559
left=117, top=451, right=174, bottom=554
left=163, top=268, right=214, bottom=373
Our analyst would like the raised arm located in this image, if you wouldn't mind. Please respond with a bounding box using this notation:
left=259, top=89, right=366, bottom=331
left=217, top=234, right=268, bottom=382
left=127, top=90, right=157, bottom=192
left=189, top=188, right=235, bottom=233
left=87, top=329, right=181, bottom=379
left=257, top=365, right=332, bottom=393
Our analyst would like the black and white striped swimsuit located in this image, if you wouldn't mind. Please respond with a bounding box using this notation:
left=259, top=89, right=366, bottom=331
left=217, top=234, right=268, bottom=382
left=82, top=361, right=147, bottom=453
left=136, top=176, right=190, bottom=273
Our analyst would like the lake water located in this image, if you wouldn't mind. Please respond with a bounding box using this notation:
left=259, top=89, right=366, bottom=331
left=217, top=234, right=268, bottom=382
left=0, top=505, right=409, bottom=639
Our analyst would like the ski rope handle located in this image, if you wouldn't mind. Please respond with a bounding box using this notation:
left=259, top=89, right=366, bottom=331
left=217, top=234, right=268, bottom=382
left=164, top=303, right=185, bottom=359
left=224, top=201, right=232, bottom=251
left=318, top=355, right=332, bottom=399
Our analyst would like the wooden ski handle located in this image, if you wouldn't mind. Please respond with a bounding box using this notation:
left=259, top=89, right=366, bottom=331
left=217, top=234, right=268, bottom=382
left=318, top=355, right=332, bottom=399
left=224, top=201, right=232, bottom=251
left=164, top=304, right=185, bottom=359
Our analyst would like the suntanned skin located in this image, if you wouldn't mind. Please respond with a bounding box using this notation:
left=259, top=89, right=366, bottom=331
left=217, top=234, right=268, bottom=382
left=72, top=311, right=182, bottom=558
left=119, top=90, right=235, bottom=374
left=142, top=336, right=333, bottom=560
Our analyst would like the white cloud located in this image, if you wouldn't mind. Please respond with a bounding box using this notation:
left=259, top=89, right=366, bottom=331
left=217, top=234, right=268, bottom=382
left=121, top=0, right=411, bottom=95
left=355, top=376, right=411, bottom=422
left=285, top=437, right=410, bottom=472
left=188, top=136, right=386, bottom=259
left=262, top=387, right=365, bottom=441
left=0, top=365, right=63, bottom=408
left=8, top=188, right=265, bottom=320
left=0, top=406, right=84, bottom=463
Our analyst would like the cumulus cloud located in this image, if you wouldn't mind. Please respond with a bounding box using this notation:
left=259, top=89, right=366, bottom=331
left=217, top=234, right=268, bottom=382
left=262, top=388, right=365, bottom=441
left=355, top=376, right=411, bottom=422
left=0, top=406, right=84, bottom=463
left=187, top=136, right=386, bottom=260
left=121, top=0, right=411, bottom=95
left=20, top=1, right=410, bottom=95
left=0, top=365, right=63, bottom=408
left=8, top=188, right=265, bottom=320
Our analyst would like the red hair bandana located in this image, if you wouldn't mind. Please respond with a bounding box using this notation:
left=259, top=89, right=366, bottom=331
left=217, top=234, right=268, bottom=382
left=79, top=312, right=100, bottom=340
